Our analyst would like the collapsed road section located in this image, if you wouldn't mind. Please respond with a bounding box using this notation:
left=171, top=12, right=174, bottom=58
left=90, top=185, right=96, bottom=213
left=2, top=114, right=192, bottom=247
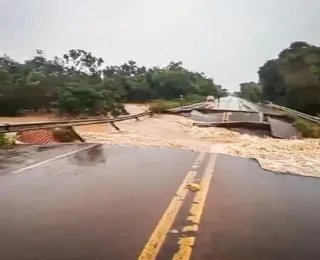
left=171, top=97, right=300, bottom=139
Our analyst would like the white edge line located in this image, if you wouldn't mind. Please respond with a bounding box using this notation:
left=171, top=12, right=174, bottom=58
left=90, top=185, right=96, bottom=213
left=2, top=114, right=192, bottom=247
left=12, top=144, right=98, bottom=174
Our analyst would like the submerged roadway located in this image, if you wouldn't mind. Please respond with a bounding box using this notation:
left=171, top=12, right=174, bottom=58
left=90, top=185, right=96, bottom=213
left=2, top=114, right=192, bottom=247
left=1, top=143, right=320, bottom=260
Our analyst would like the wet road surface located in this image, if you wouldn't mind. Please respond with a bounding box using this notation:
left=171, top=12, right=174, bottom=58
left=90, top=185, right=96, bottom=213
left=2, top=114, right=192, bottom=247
left=228, top=111, right=260, bottom=122
left=215, top=96, right=253, bottom=111
left=192, top=155, right=320, bottom=260
left=0, top=143, right=95, bottom=175
left=268, top=117, right=300, bottom=139
left=0, top=144, right=199, bottom=260
left=1, top=144, right=320, bottom=260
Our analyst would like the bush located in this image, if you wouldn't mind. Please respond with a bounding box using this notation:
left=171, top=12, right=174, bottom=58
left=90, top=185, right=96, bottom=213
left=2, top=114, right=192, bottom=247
left=149, top=96, right=206, bottom=113
left=0, top=134, right=6, bottom=146
left=57, top=85, right=126, bottom=116
left=149, top=100, right=182, bottom=113
left=0, top=133, right=13, bottom=147
left=293, top=118, right=320, bottom=138
left=184, top=94, right=206, bottom=103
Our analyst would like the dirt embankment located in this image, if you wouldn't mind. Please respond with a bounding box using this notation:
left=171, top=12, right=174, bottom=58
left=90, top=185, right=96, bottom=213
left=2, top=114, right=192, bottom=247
left=1, top=104, right=319, bottom=178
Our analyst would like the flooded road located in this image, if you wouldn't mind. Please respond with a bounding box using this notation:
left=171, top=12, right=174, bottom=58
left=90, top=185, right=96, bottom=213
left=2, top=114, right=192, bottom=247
left=1, top=144, right=320, bottom=259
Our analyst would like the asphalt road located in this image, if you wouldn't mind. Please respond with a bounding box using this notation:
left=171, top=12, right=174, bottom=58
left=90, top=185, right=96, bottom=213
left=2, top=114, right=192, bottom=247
left=1, top=144, right=320, bottom=260
left=206, top=97, right=261, bottom=122
left=215, top=96, right=254, bottom=111
left=173, top=97, right=255, bottom=112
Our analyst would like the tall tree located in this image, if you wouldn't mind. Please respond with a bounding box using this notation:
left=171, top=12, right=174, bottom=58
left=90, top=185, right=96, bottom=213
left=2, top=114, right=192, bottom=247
left=238, top=82, right=262, bottom=102
left=0, top=51, right=223, bottom=116
left=258, top=41, right=320, bottom=115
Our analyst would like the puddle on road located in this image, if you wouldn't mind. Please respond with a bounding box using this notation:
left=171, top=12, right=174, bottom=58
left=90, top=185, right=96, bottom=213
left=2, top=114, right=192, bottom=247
left=0, top=148, right=30, bottom=171
left=0, top=144, right=92, bottom=176
left=193, top=154, right=320, bottom=260
left=69, top=144, right=107, bottom=167
left=36, top=145, right=61, bottom=152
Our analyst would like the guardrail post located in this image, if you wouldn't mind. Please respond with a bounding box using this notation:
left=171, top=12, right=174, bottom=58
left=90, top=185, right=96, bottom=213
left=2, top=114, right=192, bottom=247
left=0, top=112, right=151, bottom=134
left=110, top=122, right=120, bottom=131
left=259, top=112, right=264, bottom=122
left=68, top=127, right=85, bottom=142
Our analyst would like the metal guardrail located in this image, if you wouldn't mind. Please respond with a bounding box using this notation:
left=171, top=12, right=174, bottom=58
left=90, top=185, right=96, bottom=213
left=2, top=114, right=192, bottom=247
left=167, top=102, right=206, bottom=112
left=239, top=99, right=259, bottom=112
left=268, top=104, right=320, bottom=124
left=0, top=112, right=152, bottom=133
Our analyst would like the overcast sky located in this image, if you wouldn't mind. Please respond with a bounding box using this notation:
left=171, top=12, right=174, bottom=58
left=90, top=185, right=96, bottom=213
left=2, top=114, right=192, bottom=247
left=1, top=0, right=320, bottom=91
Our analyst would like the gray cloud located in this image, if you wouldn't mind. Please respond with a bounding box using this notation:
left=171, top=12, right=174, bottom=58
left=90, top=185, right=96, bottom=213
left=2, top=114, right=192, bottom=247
left=1, top=0, right=320, bottom=91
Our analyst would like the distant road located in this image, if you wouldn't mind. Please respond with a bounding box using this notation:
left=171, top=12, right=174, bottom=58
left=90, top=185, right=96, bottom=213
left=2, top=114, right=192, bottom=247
left=219, top=97, right=281, bottom=114
left=214, top=96, right=256, bottom=111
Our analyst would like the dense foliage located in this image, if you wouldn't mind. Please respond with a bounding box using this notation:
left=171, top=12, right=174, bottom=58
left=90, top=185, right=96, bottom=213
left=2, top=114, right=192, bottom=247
left=238, top=41, right=320, bottom=115
left=0, top=50, right=221, bottom=116
left=234, top=82, right=262, bottom=103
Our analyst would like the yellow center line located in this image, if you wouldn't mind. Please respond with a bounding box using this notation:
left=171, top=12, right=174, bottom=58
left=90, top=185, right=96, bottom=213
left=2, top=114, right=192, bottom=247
left=182, top=225, right=198, bottom=232
left=138, top=152, right=206, bottom=260
left=173, top=237, right=195, bottom=260
left=173, top=153, right=217, bottom=260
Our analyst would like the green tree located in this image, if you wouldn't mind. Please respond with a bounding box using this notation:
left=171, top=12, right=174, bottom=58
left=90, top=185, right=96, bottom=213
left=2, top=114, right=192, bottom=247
left=57, top=82, right=125, bottom=116
left=238, top=82, right=262, bottom=102
left=0, top=51, right=223, bottom=116
left=258, top=41, right=320, bottom=115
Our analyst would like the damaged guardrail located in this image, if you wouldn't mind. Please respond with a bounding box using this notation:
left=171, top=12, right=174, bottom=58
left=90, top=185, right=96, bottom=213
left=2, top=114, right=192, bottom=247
left=268, top=104, right=320, bottom=124
left=0, top=112, right=152, bottom=133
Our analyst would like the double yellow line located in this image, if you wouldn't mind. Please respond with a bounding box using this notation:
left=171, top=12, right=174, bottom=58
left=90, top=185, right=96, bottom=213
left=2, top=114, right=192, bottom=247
left=138, top=152, right=217, bottom=260
left=173, top=154, right=217, bottom=260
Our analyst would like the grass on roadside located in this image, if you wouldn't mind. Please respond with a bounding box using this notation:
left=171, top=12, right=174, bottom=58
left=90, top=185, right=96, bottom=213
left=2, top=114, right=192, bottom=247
left=0, top=134, right=7, bottom=147
left=288, top=115, right=320, bottom=138
left=0, top=133, right=15, bottom=148
left=149, top=95, right=206, bottom=113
